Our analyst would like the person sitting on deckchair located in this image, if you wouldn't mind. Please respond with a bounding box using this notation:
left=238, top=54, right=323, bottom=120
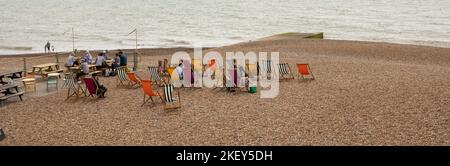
left=93, top=75, right=107, bottom=98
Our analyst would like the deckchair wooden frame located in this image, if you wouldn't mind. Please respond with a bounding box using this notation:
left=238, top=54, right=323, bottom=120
left=278, top=63, right=295, bottom=80
left=141, top=80, right=161, bottom=107
left=83, top=77, right=100, bottom=98
left=64, top=74, right=83, bottom=100
left=116, top=66, right=131, bottom=87
left=148, top=66, right=165, bottom=87
left=159, top=84, right=181, bottom=110
left=296, top=63, right=315, bottom=80
left=127, top=72, right=142, bottom=88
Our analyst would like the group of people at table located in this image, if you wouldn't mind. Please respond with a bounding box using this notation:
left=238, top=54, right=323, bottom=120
left=64, top=50, right=128, bottom=98
left=65, top=50, right=128, bottom=77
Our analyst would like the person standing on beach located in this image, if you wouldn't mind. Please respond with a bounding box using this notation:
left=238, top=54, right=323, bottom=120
left=45, top=41, right=51, bottom=53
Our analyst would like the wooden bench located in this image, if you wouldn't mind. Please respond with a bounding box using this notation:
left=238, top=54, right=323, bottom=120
left=0, top=71, right=24, bottom=85
left=40, top=69, right=64, bottom=78
left=0, top=84, right=24, bottom=106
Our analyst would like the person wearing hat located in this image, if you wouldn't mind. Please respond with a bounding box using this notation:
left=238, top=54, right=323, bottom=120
left=103, top=50, right=110, bottom=60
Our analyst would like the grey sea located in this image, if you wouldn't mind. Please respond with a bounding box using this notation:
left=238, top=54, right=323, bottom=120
left=0, top=0, right=449, bottom=54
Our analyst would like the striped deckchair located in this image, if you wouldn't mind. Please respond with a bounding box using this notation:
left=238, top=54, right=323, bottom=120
left=64, top=74, right=81, bottom=100
left=278, top=63, right=295, bottom=80
left=259, top=60, right=272, bottom=73
left=148, top=66, right=164, bottom=86
left=159, top=84, right=181, bottom=110
left=258, top=59, right=276, bottom=79
left=116, top=66, right=130, bottom=87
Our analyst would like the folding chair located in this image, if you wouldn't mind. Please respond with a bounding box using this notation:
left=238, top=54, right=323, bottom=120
left=127, top=72, right=142, bottom=88
left=116, top=66, right=130, bottom=87
left=148, top=66, right=164, bottom=86
left=278, top=63, right=295, bottom=80
left=64, top=74, right=81, bottom=100
left=258, top=59, right=276, bottom=79
left=83, top=77, right=100, bottom=98
left=141, top=80, right=161, bottom=106
left=296, top=63, right=315, bottom=80
left=160, top=84, right=181, bottom=110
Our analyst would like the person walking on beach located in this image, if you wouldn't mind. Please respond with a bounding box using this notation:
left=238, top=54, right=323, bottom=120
left=44, top=41, right=51, bottom=53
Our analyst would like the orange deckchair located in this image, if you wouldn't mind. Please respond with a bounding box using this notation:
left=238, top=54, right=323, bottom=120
left=141, top=80, right=161, bottom=106
left=127, top=72, right=142, bottom=88
left=296, top=64, right=315, bottom=80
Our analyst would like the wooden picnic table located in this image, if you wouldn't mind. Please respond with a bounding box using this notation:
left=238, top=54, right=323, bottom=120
left=0, top=83, right=24, bottom=105
left=68, top=65, right=103, bottom=77
left=68, top=65, right=97, bottom=73
left=0, top=71, right=24, bottom=85
left=30, top=63, right=63, bottom=78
